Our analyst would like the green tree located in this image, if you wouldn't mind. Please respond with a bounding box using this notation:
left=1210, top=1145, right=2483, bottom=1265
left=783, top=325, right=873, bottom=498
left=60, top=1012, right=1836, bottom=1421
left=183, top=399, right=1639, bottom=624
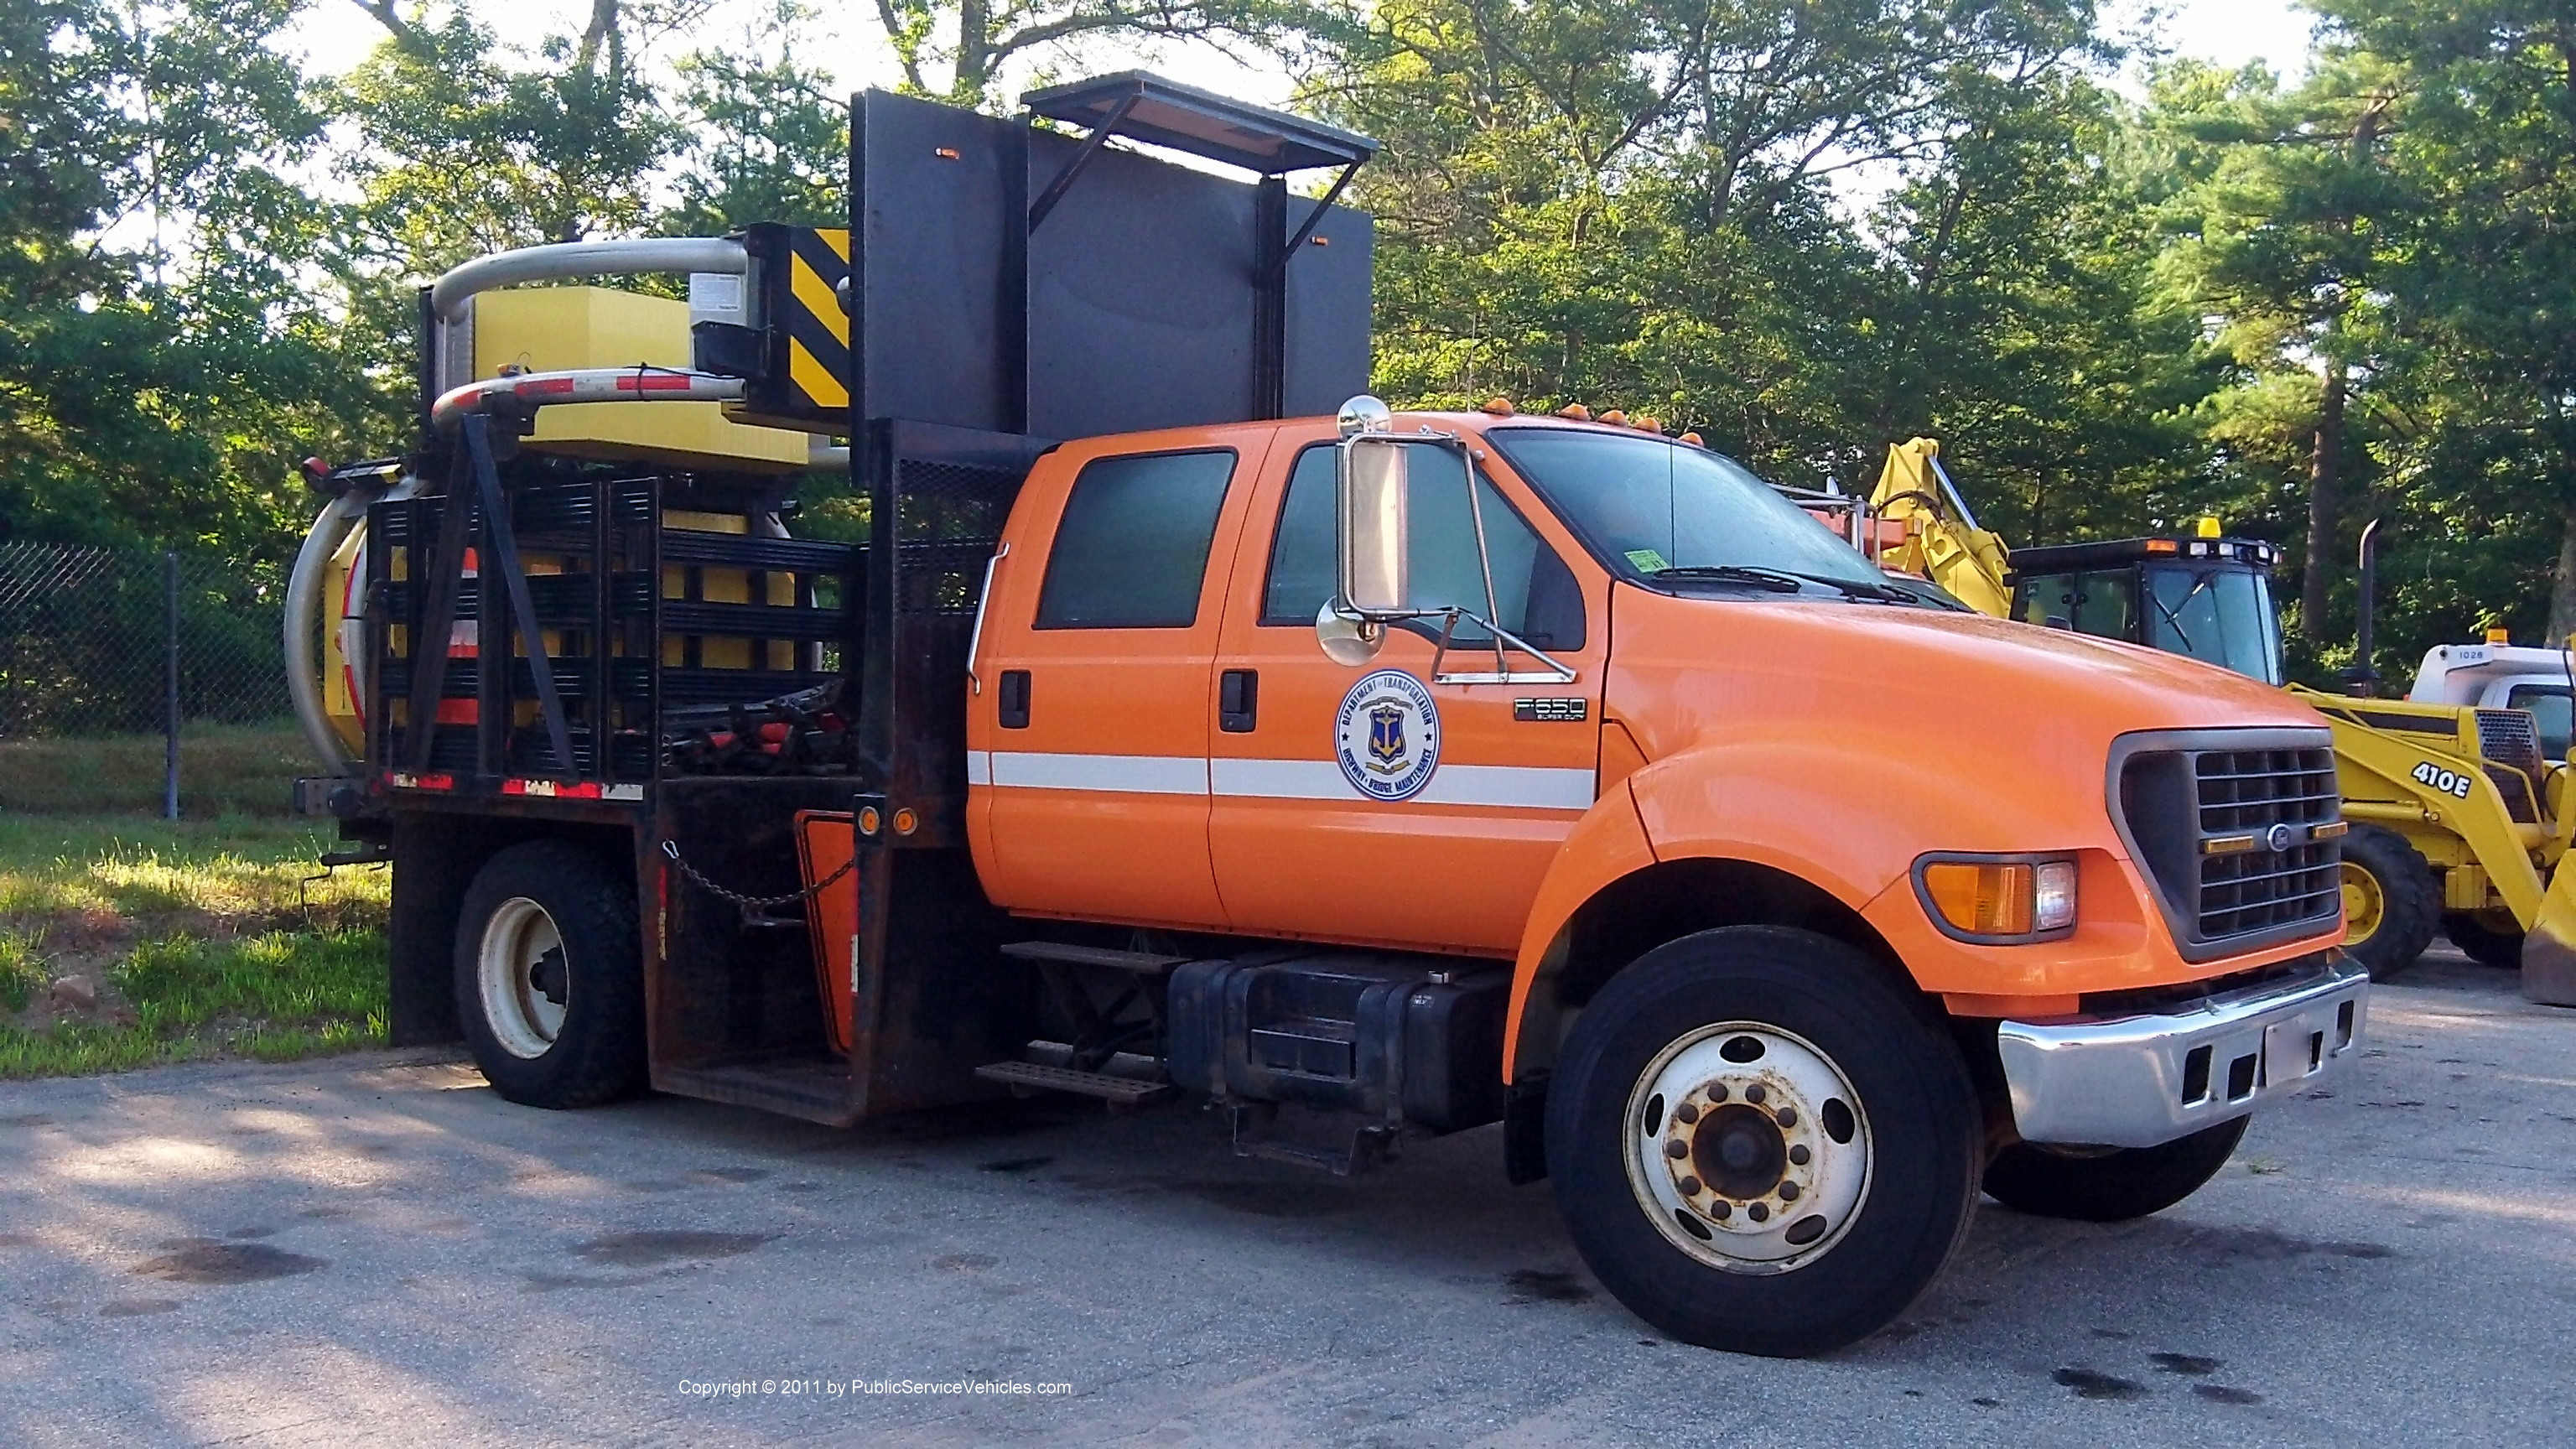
left=659, top=1, right=849, bottom=232
left=2317, top=0, right=2576, bottom=653
left=0, top=0, right=391, bottom=557
left=870, top=0, right=1327, bottom=104
left=2153, top=55, right=2402, bottom=661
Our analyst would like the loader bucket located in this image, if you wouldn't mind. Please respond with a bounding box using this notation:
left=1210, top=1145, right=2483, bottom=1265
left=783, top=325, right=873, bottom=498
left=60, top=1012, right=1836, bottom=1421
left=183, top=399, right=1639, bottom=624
left=2524, top=864, right=2576, bottom=1006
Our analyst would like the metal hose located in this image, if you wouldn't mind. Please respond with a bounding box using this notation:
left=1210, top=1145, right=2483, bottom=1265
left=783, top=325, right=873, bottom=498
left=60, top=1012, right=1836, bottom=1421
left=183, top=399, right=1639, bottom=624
left=283, top=491, right=369, bottom=774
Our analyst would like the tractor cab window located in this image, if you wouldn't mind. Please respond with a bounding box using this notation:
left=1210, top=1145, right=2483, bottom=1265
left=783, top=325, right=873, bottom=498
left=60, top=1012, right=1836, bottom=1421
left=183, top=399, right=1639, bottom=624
left=2507, top=684, right=2573, bottom=760
left=2018, top=569, right=2134, bottom=640
left=2142, top=564, right=2283, bottom=686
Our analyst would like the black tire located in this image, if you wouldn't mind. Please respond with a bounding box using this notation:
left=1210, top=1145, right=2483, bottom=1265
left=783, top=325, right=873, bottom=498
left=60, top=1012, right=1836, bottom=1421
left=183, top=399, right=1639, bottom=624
left=2443, top=911, right=2525, bottom=969
left=1983, top=1114, right=2248, bottom=1223
left=454, top=839, right=646, bottom=1109
left=1545, top=926, right=1981, bottom=1358
left=2339, top=825, right=2438, bottom=981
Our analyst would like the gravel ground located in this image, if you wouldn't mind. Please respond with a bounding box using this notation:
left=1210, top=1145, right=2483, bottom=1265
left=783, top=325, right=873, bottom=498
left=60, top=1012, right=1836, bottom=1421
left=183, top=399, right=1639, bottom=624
left=2, top=948, right=2569, bottom=1447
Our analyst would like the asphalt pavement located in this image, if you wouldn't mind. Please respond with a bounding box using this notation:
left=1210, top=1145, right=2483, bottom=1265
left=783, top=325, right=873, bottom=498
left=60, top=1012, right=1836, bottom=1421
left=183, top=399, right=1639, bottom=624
left=3, top=947, right=2570, bottom=1447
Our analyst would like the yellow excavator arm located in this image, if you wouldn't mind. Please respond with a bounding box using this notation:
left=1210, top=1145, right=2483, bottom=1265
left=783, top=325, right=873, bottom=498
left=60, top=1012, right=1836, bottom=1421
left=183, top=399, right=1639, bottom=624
left=1867, top=438, right=2014, bottom=619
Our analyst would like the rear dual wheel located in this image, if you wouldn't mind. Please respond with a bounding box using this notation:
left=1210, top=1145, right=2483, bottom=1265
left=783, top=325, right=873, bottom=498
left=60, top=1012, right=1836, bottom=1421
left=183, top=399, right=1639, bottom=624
left=1547, top=927, right=1981, bottom=1358
left=454, top=840, right=647, bottom=1109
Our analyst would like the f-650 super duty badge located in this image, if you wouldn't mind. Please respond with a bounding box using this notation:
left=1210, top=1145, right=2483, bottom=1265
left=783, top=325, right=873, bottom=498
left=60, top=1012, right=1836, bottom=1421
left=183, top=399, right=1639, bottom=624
left=1337, top=669, right=1441, bottom=802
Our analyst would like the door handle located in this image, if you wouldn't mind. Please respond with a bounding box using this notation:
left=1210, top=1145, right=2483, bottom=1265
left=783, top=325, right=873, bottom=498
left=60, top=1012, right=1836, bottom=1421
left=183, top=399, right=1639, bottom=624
left=999, top=670, right=1031, bottom=729
left=1219, top=669, right=1258, bottom=733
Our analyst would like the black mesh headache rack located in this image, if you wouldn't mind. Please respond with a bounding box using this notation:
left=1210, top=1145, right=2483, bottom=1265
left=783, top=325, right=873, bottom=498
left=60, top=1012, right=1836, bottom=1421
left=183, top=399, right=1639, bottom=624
left=365, top=75, right=1379, bottom=1123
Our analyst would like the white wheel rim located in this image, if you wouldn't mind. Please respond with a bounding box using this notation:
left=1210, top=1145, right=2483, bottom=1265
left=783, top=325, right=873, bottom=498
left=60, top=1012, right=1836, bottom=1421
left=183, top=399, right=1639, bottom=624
left=478, top=897, right=568, bottom=1060
left=1623, top=1021, right=1872, bottom=1275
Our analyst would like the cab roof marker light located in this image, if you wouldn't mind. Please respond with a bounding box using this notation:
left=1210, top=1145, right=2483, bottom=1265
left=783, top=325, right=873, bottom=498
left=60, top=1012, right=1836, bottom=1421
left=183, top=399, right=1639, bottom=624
left=1483, top=397, right=1515, bottom=416
left=1555, top=403, right=1591, bottom=421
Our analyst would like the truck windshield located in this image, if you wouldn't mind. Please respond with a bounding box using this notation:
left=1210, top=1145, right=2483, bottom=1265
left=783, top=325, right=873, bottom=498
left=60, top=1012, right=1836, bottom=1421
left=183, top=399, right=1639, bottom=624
left=1490, top=428, right=1903, bottom=598
left=2506, top=684, right=2573, bottom=759
left=2142, top=564, right=2283, bottom=686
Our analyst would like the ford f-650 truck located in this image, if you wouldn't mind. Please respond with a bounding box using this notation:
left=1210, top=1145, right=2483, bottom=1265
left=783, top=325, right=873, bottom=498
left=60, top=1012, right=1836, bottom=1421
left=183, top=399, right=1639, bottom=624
left=288, top=73, right=2366, bottom=1358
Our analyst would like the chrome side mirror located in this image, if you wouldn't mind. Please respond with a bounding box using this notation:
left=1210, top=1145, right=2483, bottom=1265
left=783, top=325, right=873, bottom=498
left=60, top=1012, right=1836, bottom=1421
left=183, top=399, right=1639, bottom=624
left=1338, top=434, right=1410, bottom=616
left=1319, top=395, right=1406, bottom=665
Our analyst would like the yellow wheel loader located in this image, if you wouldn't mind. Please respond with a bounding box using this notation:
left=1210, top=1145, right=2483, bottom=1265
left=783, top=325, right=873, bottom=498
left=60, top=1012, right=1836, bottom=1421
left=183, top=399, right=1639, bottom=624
left=1857, top=439, right=2576, bottom=1000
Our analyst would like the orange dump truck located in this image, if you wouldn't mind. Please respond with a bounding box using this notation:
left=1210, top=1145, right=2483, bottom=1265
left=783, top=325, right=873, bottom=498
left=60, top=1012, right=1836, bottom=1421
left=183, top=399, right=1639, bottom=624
left=290, top=74, right=2365, bottom=1358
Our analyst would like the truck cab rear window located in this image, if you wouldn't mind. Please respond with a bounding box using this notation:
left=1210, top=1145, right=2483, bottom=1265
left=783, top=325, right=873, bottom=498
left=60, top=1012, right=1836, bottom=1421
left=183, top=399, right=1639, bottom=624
left=1036, top=449, right=1238, bottom=628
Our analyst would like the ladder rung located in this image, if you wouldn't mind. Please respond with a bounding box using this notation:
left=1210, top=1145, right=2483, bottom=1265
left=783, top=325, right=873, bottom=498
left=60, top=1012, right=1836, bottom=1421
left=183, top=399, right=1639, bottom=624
left=974, top=1060, right=1174, bottom=1104
left=1000, top=942, right=1192, bottom=974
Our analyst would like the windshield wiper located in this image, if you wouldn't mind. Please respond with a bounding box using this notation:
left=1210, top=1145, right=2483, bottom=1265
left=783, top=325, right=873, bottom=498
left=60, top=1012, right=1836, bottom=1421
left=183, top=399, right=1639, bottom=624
left=1649, top=564, right=1805, bottom=593
left=1653, top=564, right=1927, bottom=605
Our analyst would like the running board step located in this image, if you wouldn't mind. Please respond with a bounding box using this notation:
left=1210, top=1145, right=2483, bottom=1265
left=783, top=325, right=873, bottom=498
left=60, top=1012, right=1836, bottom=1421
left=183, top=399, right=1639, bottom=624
left=974, top=1060, right=1175, bottom=1105
left=1001, top=941, right=1192, bottom=974
left=1226, top=1103, right=1396, bottom=1176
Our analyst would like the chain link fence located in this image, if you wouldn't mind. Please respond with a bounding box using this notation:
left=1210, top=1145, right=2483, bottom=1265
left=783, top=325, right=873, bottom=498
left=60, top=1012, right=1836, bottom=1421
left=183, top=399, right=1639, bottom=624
left=0, top=543, right=293, bottom=813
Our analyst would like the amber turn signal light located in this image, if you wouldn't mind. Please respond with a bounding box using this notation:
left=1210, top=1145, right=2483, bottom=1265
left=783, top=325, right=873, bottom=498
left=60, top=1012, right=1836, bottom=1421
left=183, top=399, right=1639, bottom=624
left=1918, top=857, right=2077, bottom=940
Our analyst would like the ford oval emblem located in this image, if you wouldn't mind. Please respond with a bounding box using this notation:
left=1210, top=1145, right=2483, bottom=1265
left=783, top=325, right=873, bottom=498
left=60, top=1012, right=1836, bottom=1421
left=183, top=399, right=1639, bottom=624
left=2266, top=823, right=2296, bottom=853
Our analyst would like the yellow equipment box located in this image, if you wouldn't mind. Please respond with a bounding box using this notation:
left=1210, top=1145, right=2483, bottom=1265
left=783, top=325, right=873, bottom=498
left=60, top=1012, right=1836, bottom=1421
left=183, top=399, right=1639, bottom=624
left=471, top=286, right=812, bottom=472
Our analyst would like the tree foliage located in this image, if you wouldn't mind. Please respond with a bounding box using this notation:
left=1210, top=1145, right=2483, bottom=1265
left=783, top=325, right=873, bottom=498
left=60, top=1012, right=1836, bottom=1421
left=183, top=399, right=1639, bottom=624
left=1, top=0, right=2572, bottom=691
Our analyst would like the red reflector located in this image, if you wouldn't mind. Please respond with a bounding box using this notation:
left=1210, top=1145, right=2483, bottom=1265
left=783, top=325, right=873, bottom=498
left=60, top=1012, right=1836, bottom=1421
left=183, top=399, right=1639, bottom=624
left=518, top=377, right=578, bottom=397
left=434, top=699, right=477, bottom=724
left=622, top=374, right=694, bottom=392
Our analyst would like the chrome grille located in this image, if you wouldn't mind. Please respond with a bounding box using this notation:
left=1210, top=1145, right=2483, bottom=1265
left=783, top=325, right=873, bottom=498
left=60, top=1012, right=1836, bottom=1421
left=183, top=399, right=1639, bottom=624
left=2193, top=748, right=2341, bottom=939
left=2112, top=730, right=2342, bottom=961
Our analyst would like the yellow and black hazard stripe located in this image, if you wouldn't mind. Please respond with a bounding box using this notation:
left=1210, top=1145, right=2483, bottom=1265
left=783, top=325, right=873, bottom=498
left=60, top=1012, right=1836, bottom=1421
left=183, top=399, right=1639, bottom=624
left=780, top=226, right=849, bottom=415
left=735, top=222, right=851, bottom=429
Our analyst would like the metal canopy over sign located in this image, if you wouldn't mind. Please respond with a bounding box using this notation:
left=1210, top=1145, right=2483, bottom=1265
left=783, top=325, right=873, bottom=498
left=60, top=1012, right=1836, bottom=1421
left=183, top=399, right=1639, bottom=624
left=1019, top=71, right=1379, bottom=176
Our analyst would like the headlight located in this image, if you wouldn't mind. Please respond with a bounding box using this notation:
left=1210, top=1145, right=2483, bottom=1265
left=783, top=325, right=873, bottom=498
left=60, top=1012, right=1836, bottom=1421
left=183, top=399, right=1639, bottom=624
left=1914, top=854, right=2079, bottom=943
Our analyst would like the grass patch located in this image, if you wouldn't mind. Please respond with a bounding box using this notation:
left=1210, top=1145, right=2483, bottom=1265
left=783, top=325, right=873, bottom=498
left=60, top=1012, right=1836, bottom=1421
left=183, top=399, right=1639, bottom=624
left=0, top=815, right=390, bottom=1078
left=0, top=721, right=313, bottom=817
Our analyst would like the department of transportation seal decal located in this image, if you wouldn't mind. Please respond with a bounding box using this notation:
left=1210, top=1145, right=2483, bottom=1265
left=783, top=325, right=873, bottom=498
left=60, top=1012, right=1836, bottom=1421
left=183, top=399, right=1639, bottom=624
left=1336, top=669, right=1440, bottom=802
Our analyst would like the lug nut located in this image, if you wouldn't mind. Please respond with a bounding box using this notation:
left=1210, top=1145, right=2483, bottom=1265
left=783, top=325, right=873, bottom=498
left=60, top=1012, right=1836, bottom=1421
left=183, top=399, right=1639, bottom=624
left=1677, top=1176, right=1702, bottom=1195
left=1707, top=1083, right=1728, bottom=1103
left=1674, top=1102, right=1700, bottom=1125
left=1779, top=1181, right=1802, bottom=1202
left=1744, top=1083, right=1767, bottom=1105
left=1748, top=1202, right=1769, bottom=1223
left=1774, top=1108, right=1797, bottom=1129
left=1711, top=1201, right=1732, bottom=1220
left=1665, top=1139, right=1690, bottom=1160
left=1789, top=1145, right=1810, bottom=1166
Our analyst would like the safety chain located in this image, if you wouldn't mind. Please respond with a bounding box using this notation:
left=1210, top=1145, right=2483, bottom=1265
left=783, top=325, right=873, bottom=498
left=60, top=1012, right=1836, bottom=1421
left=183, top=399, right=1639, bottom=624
left=658, top=838, right=854, bottom=911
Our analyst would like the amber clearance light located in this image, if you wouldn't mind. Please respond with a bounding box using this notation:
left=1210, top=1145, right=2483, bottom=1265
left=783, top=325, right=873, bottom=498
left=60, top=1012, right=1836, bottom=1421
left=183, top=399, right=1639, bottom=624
left=1916, top=856, right=2078, bottom=942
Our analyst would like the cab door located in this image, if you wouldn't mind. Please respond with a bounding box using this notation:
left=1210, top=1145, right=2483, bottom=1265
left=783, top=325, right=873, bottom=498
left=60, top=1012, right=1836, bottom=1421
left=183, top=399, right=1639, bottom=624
left=968, top=434, right=1266, bottom=928
left=1206, top=427, right=1607, bottom=953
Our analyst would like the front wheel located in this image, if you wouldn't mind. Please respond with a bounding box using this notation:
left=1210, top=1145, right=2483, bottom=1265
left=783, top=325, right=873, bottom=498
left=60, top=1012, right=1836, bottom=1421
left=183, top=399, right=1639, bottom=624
left=1545, top=927, right=1981, bottom=1358
left=454, top=839, right=646, bottom=1109
left=2340, top=825, right=2438, bottom=980
left=1982, top=1114, right=2248, bottom=1222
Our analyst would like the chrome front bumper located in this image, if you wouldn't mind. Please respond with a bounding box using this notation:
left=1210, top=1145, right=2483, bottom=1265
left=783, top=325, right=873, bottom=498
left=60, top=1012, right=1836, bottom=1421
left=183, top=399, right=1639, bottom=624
left=1997, top=957, right=2368, bottom=1149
